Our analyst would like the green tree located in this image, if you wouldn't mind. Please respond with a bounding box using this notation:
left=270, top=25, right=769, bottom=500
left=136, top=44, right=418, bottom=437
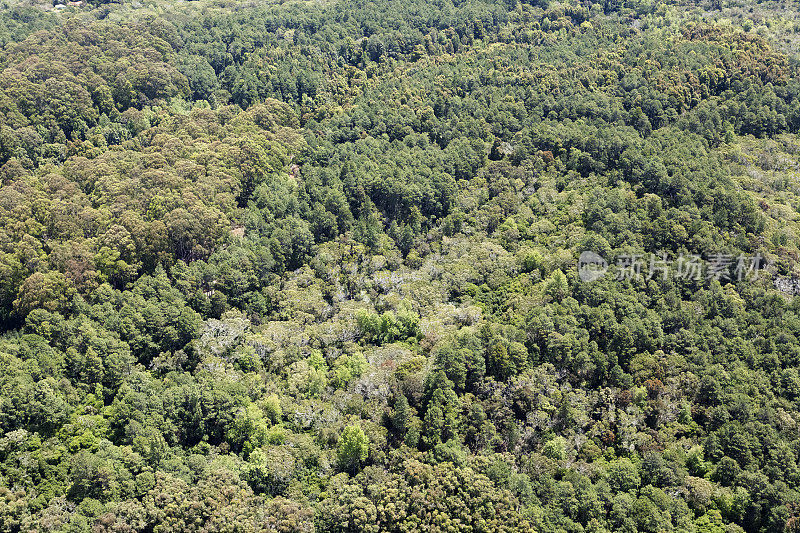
left=337, top=424, right=369, bottom=473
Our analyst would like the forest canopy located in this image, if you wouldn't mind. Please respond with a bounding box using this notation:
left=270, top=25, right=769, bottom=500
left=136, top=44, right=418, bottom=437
left=2, top=0, right=800, bottom=531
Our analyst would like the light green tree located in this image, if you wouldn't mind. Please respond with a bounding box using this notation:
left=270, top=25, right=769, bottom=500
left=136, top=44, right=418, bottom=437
left=337, top=424, right=369, bottom=473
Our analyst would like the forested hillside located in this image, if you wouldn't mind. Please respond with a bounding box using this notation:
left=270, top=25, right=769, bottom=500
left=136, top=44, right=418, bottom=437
left=2, top=0, right=800, bottom=531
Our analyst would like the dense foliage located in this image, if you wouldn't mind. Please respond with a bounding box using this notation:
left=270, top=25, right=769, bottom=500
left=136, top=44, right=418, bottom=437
left=2, top=0, right=800, bottom=531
